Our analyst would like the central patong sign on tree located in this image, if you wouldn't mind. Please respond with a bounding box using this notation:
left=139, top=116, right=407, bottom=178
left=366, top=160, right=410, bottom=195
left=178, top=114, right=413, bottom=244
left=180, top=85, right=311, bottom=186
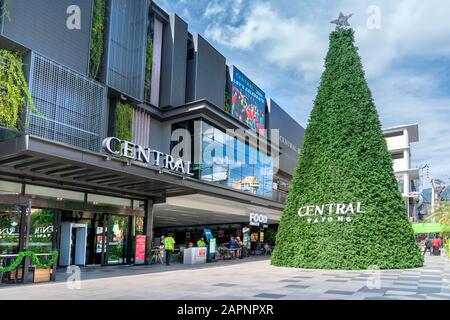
left=298, top=203, right=364, bottom=223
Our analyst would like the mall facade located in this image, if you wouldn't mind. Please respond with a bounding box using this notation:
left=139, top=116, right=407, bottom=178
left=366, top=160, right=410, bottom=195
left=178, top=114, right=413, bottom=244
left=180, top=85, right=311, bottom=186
left=0, top=0, right=305, bottom=275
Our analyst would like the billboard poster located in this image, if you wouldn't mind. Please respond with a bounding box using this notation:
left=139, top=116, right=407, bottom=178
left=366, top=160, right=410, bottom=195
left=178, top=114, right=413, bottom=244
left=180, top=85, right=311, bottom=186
left=135, top=235, right=147, bottom=265
left=231, top=66, right=266, bottom=135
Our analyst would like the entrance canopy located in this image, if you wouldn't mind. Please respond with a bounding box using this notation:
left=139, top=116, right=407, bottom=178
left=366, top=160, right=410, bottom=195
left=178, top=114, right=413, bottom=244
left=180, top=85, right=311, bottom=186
left=0, top=134, right=283, bottom=213
left=154, top=194, right=282, bottom=227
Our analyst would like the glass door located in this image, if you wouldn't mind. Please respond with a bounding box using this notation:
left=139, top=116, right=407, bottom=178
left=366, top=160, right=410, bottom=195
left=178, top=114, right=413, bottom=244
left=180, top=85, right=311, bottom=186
left=106, top=215, right=129, bottom=265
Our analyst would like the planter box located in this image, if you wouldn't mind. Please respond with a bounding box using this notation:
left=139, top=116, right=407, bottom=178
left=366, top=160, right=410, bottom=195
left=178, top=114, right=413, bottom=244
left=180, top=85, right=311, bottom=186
left=9, top=268, right=23, bottom=281
left=34, top=268, right=51, bottom=283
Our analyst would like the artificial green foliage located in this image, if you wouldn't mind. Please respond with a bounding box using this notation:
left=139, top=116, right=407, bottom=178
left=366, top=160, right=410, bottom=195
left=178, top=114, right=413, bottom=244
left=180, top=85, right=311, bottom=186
left=0, top=49, right=36, bottom=130
left=114, top=101, right=133, bottom=141
left=224, top=91, right=232, bottom=114
left=145, top=33, right=153, bottom=83
left=0, top=251, right=59, bottom=273
left=0, top=0, right=9, bottom=21
left=271, top=28, right=423, bottom=270
left=89, top=0, right=106, bottom=79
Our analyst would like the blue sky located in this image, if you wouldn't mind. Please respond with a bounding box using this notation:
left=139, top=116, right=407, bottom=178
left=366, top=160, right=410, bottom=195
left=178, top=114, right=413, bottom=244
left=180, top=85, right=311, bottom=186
left=156, top=0, right=450, bottom=188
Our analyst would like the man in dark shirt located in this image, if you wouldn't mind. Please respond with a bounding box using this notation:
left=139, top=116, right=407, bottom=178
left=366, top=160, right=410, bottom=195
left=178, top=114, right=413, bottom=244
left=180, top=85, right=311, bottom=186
left=424, top=237, right=433, bottom=256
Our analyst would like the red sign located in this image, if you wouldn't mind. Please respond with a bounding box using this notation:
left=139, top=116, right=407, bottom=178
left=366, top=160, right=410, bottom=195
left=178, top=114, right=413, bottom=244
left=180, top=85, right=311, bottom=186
left=135, top=235, right=146, bottom=265
left=198, top=248, right=206, bottom=257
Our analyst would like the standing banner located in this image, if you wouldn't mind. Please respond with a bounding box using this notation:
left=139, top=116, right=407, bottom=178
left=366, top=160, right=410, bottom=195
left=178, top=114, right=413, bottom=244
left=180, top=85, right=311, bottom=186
left=135, top=235, right=147, bottom=265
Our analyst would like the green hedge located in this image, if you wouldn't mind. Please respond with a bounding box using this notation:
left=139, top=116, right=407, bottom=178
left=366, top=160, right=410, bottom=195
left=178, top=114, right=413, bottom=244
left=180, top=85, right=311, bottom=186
left=114, top=101, right=133, bottom=141
left=89, top=0, right=106, bottom=79
left=271, top=29, right=423, bottom=270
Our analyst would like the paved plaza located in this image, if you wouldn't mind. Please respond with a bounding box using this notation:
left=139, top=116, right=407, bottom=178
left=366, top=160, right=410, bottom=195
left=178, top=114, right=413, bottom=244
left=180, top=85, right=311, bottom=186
left=0, top=255, right=449, bottom=300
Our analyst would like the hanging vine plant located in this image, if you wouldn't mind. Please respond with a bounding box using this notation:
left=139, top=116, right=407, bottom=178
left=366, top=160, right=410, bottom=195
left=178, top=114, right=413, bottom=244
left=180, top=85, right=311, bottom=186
left=114, top=101, right=133, bottom=142
left=0, top=0, right=10, bottom=21
left=145, top=33, right=153, bottom=84
left=0, top=49, right=37, bottom=130
left=89, top=0, right=106, bottom=79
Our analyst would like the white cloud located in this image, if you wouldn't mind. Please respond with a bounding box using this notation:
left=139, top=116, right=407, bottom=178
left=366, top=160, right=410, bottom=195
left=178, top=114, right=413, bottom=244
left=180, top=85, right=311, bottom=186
left=157, top=0, right=450, bottom=184
left=203, top=2, right=225, bottom=18
left=205, top=3, right=328, bottom=81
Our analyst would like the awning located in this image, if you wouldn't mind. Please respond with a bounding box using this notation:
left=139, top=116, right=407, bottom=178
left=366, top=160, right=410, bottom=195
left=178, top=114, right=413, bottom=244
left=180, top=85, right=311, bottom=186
left=0, top=134, right=283, bottom=213
left=412, top=223, right=450, bottom=234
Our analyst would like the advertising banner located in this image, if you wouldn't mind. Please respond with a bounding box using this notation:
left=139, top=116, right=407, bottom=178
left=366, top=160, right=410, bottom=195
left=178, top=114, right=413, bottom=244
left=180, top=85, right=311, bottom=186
left=135, top=235, right=147, bottom=265
left=198, top=248, right=207, bottom=257
left=209, top=238, right=217, bottom=254
left=230, top=66, right=266, bottom=135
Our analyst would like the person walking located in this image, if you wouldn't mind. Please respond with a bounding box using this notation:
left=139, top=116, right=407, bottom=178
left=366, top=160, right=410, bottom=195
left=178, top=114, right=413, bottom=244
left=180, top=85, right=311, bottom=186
left=229, top=237, right=238, bottom=258
left=424, top=237, right=433, bottom=256
left=432, top=235, right=442, bottom=256
left=162, top=233, right=175, bottom=266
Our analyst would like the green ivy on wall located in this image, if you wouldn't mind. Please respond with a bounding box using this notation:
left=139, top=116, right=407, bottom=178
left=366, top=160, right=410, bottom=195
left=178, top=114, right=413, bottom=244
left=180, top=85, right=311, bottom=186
left=145, top=33, right=153, bottom=83
left=0, top=49, right=36, bottom=130
left=114, top=101, right=133, bottom=142
left=89, top=0, right=106, bottom=79
left=224, top=91, right=232, bottom=114
left=271, top=29, right=423, bottom=270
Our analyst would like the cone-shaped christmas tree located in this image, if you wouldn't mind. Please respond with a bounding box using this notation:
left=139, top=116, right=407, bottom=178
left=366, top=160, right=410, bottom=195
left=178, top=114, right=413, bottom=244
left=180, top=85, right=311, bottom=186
left=271, top=27, right=423, bottom=269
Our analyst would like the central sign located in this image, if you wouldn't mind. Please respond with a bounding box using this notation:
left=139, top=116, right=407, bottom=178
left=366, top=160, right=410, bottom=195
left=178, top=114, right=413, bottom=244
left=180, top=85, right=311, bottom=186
left=102, top=137, right=192, bottom=175
left=298, top=202, right=365, bottom=224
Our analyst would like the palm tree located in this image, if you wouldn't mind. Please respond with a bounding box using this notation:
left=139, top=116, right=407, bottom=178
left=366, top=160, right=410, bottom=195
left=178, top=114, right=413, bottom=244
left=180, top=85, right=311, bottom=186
left=426, top=201, right=450, bottom=226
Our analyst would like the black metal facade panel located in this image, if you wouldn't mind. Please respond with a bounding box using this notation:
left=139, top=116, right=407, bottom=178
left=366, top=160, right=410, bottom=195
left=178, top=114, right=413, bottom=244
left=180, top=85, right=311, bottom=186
left=189, top=34, right=226, bottom=109
left=1, top=0, right=93, bottom=75
left=160, top=14, right=188, bottom=108
left=105, top=0, right=148, bottom=101
left=268, top=99, right=305, bottom=176
left=28, top=53, right=107, bottom=153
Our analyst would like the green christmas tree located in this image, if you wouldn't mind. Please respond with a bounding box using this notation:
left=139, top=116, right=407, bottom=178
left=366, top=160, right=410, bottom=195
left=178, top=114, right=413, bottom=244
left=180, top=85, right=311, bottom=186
left=271, top=26, right=423, bottom=270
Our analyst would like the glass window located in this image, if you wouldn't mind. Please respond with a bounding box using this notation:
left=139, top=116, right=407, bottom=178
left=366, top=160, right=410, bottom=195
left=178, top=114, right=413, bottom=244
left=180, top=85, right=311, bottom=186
left=107, top=215, right=129, bottom=264
left=88, top=194, right=132, bottom=208
left=0, top=181, right=22, bottom=195
left=28, top=208, right=55, bottom=254
left=0, top=205, right=22, bottom=254
left=133, top=216, right=144, bottom=236
left=26, top=184, right=84, bottom=201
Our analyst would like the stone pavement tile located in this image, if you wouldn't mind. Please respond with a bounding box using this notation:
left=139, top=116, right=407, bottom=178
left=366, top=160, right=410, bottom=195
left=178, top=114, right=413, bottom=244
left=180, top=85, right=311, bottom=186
left=416, top=287, right=442, bottom=294
left=254, top=293, right=286, bottom=299
left=384, top=289, right=418, bottom=296
left=357, top=286, right=387, bottom=294
left=279, top=279, right=302, bottom=283
left=212, top=283, right=238, bottom=287
left=419, top=280, right=443, bottom=285
left=348, top=278, right=369, bottom=282
left=325, top=279, right=348, bottom=283
left=280, top=293, right=321, bottom=300
left=397, top=277, right=421, bottom=281
left=392, top=281, right=418, bottom=287
left=283, top=284, right=310, bottom=289
left=323, top=290, right=355, bottom=296
left=384, top=294, right=426, bottom=300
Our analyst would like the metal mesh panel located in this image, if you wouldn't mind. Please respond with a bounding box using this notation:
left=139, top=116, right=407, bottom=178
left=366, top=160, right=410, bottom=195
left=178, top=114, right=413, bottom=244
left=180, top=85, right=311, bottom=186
left=28, top=53, right=107, bottom=152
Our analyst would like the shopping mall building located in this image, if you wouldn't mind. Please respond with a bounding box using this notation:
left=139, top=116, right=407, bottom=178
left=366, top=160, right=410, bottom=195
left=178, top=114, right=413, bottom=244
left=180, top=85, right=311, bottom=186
left=0, top=0, right=305, bottom=271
